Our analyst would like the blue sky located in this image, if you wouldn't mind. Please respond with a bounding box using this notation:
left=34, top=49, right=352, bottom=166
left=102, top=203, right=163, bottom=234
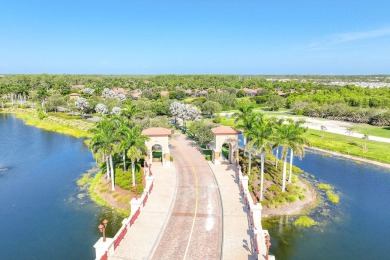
left=1, top=0, right=389, bottom=74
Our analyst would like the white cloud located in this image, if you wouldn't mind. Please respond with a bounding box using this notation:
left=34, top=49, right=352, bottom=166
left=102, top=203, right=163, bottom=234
left=306, top=26, right=390, bottom=51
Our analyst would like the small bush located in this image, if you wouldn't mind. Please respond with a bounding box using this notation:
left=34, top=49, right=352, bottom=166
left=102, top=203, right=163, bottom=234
left=298, top=194, right=306, bottom=201
left=326, top=190, right=340, bottom=204
left=268, top=184, right=280, bottom=192
left=264, top=173, right=273, bottom=181
left=286, top=195, right=297, bottom=203
left=135, top=184, right=144, bottom=194
left=248, top=185, right=253, bottom=193
left=170, top=156, right=174, bottom=162
left=293, top=216, right=316, bottom=227
left=205, top=155, right=211, bottom=161
left=37, top=109, right=47, bottom=120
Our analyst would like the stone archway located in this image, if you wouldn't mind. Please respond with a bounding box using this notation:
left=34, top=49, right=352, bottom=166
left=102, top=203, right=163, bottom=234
left=141, top=127, right=172, bottom=167
left=211, top=126, right=239, bottom=165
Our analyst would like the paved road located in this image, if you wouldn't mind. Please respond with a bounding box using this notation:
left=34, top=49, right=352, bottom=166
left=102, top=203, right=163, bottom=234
left=151, top=134, right=222, bottom=260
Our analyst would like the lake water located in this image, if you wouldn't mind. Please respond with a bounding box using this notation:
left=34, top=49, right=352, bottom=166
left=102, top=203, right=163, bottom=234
left=0, top=114, right=121, bottom=259
left=264, top=148, right=390, bottom=259
left=238, top=134, right=390, bottom=259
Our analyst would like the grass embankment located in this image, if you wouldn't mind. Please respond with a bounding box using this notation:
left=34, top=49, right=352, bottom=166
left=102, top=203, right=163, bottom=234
left=1, top=108, right=93, bottom=138
left=78, top=169, right=129, bottom=217
left=351, top=124, right=390, bottom=139
left=219, top=115, right=390, bottom=165
left=305, top=129, right=390, bottom=164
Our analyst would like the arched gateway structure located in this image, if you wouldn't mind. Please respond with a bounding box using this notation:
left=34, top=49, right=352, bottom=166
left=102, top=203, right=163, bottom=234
left=141, top=127, right=171, bottom=167
left=211, top=126, right=239, bottom=165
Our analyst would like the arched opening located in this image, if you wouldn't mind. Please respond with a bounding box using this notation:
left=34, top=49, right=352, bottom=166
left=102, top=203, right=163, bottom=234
left=152, top=144, right=163, bottom=163
left=222, top=142, right=235, bottom=164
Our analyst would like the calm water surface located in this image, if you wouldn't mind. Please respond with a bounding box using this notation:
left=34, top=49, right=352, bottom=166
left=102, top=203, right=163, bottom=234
left=238, top=134, right=390, bottom=259
left=0, top=114, right=121, bottom=259
left=265, top=150, right=390, bottom=260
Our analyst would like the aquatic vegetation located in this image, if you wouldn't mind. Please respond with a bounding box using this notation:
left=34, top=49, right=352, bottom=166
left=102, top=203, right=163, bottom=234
left=317, top=183, right=332, bottom=190
left=326, top=190, right=340, bottom=204
left=293, top=216, right=316, bottom=227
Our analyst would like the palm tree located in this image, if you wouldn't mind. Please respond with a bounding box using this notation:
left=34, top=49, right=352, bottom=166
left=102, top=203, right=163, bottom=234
left=273, top=119, right=308, bottom=192
left=234, top=104, right=255, bottom=153
left=122, top=104, right=140, bottom=120
left=125, top=126, right=148, bottom=186
left=287, top=120, right=308, bottom=183
left=127, top=146, right=143, bottom=187
left=112, top=116, right=133, bottom=172
left=246, top=113, right=272, bottom=201
left=89, top=117, right=117, bottom=191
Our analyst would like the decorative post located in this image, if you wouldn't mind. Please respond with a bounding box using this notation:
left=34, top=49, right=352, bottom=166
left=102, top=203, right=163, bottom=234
left=98, top=219, right=109, bottom=242
left=265, top=234, right=271, bottom=260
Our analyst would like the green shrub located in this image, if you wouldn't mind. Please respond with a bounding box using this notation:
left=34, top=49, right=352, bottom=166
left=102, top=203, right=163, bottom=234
left=248, top=185, right=253, bottom=193
left=318, top=183, right=332, bottom=190
left=293, top=216, right=316, bottom=227
left=37, top=109, right=47, bottom=120
left=264, top=173, right=273, bottom=181
left=205, top=155, right=211, bottom=161
left=170, top=156, right=174, bottom=162
left=264, top=192, right=273, bottom=201
left=135, top=184, right=144, bottom=194
left=268, top=184, right=280, bottom=192
left=326, top=190, right=340, bottom=204
left=286, top=195, right=297, bottom=203
left=298, top=194, right=306, bottom=201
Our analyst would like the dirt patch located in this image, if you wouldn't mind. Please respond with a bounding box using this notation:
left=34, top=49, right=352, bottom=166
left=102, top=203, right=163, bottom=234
left=262, top=178, right=317, bottom=217
left=94, top=174, right=145, bottom=212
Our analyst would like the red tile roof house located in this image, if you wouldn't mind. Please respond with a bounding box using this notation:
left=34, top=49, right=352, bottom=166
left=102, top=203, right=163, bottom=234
left=112, top=87, right=129, bottom=95
left=243, top=88, right=258, bottom=96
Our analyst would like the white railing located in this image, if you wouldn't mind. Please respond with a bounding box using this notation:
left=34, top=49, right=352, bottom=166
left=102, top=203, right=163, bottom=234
left=236, top=165, right=275, bottom=260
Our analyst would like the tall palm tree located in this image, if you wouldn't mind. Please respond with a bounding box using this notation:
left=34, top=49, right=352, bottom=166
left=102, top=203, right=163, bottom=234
left=234, top=104, right=255, bottom=153
left=112, top=116, right=133, bottom=172
left=127, top=146, right=143, bottom=187
left=273, top=119, right=308, bottom=192
left=287, top=120, right=308, bottom=183
left=246, top=113, right=272, bottom=201
left=89, top=118, right=117, bottom=191
left=125, top=126, right=148, bottom=186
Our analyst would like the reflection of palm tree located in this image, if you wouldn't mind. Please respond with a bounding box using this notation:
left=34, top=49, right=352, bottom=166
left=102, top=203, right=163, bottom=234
left=246, top=113, right=272, bottom=201
left=90, top=118, right=117, bottom=191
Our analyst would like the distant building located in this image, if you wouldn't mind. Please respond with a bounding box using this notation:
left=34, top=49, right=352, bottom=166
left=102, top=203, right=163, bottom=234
left=112, top=87, right=128, bottom=95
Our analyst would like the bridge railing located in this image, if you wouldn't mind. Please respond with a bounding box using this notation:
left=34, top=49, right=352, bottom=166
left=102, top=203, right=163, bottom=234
left=93, top=172, right=156, bottom=260
left=236, top=165, right=275, bottom=260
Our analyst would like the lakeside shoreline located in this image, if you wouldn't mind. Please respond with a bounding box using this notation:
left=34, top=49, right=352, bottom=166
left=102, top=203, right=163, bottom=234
left=307, top=147, right=390, bottom=170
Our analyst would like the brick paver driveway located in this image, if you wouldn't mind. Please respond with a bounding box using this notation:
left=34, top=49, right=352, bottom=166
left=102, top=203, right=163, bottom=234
left=151, top=134, right=222, bottom=260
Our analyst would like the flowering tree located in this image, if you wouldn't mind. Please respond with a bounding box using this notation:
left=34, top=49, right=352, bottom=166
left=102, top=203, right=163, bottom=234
left=75, top=97, right=89, bottom=115
left=169, top=101, right=182, bottom=124
left=117, top=93, right=126, bottom=101
left=102, top=88, right=116, bottom=99
left=82, top=88, right=95, bottom=96
left=95, top=103, right=108, bottom=115
left=170, top=101, right=201, bottom=132
left=112, top=107, right=121, bottom=115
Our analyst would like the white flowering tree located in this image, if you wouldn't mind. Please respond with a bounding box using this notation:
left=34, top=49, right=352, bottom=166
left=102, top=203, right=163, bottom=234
left=82, top=88, right=95, bottom=96
left=75, top=97, right=89, bottom=115
left=95, top=103, right=108, bottom=116
left=169, top=101, right=182, bottom=124
left=170, top=101, right=201, bottom=132
left=112, top=107, right=121, bottom=115
left=116, top=93, right=126, bottom=101
left=102, top=88, right=116, bottom=99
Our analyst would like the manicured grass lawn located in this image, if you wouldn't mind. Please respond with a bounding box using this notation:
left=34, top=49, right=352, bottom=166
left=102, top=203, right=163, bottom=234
left=351, top=124, right=390, bottom=139
left=304, top=129, right=390, bottom=164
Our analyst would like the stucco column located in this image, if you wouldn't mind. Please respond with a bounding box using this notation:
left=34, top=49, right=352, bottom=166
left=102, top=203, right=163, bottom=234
left=212, top=148, right=221, bottom=165
left=93, top=237, right=113, bottom=260
left=130, top=198, right=142, bottom=217
left=251, top=203, right=262, bottom=229
left=163, top=148, right=170, bottom=167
